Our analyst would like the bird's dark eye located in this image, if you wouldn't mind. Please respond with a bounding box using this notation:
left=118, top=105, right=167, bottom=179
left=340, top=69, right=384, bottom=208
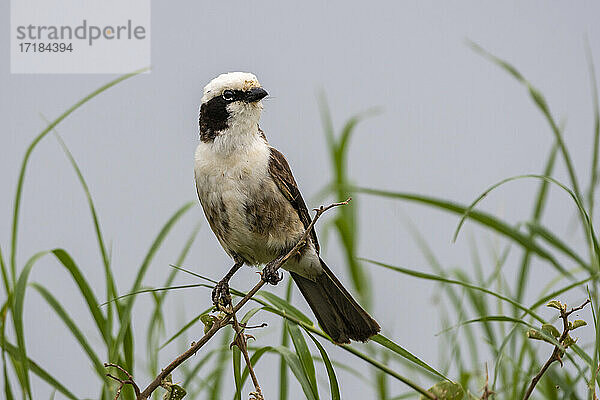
left=222, top=90, right=234, bottom=101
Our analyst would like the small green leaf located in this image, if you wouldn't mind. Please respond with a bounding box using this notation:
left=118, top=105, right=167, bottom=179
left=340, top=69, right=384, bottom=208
left=547, top=300, right=564, bottom=311
left=563, top=334, right=577, bottom=349
left=570, top=320, right=587, bottom=330
left=419, top=381, right=464, bottom=400
left=200, top=314, right=217, bottom=334
left=162, top=383, right=187, bottom=400
left=526, top=329, right=554, bottom=344
left=541, top=324, right=560, bottom=338
left=161, top=374, right=187, bottom=399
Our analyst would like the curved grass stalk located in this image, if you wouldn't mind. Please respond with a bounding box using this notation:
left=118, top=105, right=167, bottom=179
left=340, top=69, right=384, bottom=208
left=10, top=67, right=149, bottom=284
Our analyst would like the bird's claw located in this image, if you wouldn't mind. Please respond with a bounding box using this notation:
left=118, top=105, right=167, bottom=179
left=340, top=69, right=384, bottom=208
left=250, top=391, right=264, bottom=400
left=261, top=262, right=283, bottom=285
left=212, top=281, right=233, bottom=313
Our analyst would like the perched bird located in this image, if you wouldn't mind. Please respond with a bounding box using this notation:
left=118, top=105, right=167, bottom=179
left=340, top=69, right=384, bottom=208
left=194, top=72, right=380, bottom=343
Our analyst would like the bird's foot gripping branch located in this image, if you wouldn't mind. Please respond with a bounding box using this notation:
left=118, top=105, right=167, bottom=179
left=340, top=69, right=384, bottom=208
left=103, top=198, right=351, bottom=400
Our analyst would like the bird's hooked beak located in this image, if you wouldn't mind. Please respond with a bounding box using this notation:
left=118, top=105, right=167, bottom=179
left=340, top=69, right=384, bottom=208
left=244, top=87, right=268, bottom=103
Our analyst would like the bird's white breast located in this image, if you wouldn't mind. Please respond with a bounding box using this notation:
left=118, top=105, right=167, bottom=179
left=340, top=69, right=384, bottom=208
left=194, top=127, right=321, bottom=277
left=194, top=129, right=273, bottom=259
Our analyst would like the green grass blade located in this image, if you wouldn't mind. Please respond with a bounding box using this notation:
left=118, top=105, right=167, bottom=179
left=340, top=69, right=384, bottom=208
left=279, top=279, right=293, bottom=400
left=404, top=218, right=480, bottom=371
left=147, top=224, right=200, bottom=375
left=51, top=249, right=108, bottom=343
left=232, top=346, right=275, bottom=400
left=209, top=331, right=231, bottom=400
left=317, top=97, right=375, bottom=306
left=317, top=92, right=336, bottom=154
left=530, top=276, right=595, bottom=311
left=257, top=290, right=313, bottom=325
left=0, top=245, right=10, bottom=297
left=51, top=131, right=119, bottom=335
left=588, top=285, right=600, bottom=391
left=286, top=321, right=319, bottom=399
left=111, top=202, right=194, bottom=361
left=196, top=277, right=436, bottom=398
left=376, top=352, right=390, bottom=400
left=491, top=275, right=596, bottom=387
left=182, top=348, right=220, bottom=387
left=245, top=281, right=437, bottom=394
left=516, top=142, right=558, bottom=302
left=258, top=304, right=435, bottom=397
left=12, top=250, right=51, bottom=398
left=305, top=331, right=340, bottom=400
left=9, top=68, right=148, bottom=283
left=160, top=307, right=212, bottom=350
left=187, top=369, right=219, bottom=397
left=158, top=226, right=200, bottom=305
left=1, top=300, right=15, bottom=400
left=123, top=324, right=134, bottom=382
left=371, top=334, right=448, bottom=381
left=469, top=42, right=582, bottom=202
left=2, top=339, right=78, bottom=400
left=29, top=283, right=105, bottom=376
left=362, top=258, right=544, bottom=323
left=336, top=109, right=381, bottom=172
left=102, top=283, right=205, bottom=307
left=585, top=39, right=600, bottom=220
left=3, top=360, right=14, bottom=400
left=452, top=174, right=598, bottom=264
left=269, top=346, right=318, bottom=400
left=526, top=222, right=588, bottom=268
left=232, top=346, right=242, bottom=400
left=168, top=265, right=218, bottom=283
left=240, top=307, right=264, bottom=325
left=242, top=346, right=272, bottom=388
left=438, top=315, right=534, bottom=334
left=389, top=393, right=415, bottom=400
left=337, top=343, right=436, bottom=399
left=150, top=224, right=200, bottom=315
left=50, top=128, right=111, bottom=273
left=453, top=269, right=498, bottom=353
left=353, top=187, right=578, bottom=276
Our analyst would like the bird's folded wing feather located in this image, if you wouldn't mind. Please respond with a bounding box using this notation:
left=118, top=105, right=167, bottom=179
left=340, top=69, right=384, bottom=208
left=268, top=146, right=320, bottom=254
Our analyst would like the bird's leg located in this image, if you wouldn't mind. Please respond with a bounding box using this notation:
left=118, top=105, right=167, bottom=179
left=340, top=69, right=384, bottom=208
left=260, top=254, right=285, bottom=285
left=213, top=259, right=244, bottom=312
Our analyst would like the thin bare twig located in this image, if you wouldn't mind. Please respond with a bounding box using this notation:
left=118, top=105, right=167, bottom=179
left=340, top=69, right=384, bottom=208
left=523, top=299, right=591, bottom=400
left=107, top=198, right=351, bottom=400
left=104, top=363, right=141, bottom=400
left=231, top=313, right=264, bottom=400
left=480, top=364, right=494, bottom=399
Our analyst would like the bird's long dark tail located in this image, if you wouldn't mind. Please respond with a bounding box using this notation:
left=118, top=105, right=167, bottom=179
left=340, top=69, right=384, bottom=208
left=290, top=258, right=380, bottom=344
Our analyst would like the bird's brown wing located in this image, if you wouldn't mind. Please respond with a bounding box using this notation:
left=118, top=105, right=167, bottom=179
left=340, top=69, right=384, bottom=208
left=268, top=146, right=320, bottom=254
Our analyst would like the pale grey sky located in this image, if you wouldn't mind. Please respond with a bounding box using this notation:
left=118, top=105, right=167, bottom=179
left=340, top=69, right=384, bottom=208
left=2, top=1, right=600, bottom=398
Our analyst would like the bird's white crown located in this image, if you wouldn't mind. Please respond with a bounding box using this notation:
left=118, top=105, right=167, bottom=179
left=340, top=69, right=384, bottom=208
left=201, top=72, right=261, bottom=103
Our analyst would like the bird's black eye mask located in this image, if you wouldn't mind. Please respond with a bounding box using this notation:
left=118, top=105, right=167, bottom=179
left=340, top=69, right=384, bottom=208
left=199, top=94, right=230, bottom=142
left=199, top=88, right=268, bottom=142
